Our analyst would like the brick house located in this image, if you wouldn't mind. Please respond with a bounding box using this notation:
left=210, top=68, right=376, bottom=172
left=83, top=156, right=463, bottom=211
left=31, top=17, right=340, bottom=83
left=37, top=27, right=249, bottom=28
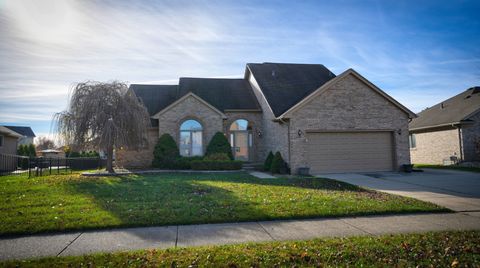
left=409, top=87, right=480, bottom=165
left=117, top=63, right=416, bottom=174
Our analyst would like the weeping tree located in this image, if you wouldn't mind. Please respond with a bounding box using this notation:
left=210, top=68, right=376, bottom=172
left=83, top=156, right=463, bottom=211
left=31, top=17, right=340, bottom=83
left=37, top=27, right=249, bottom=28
left=54, top=81, right=150, bottom=173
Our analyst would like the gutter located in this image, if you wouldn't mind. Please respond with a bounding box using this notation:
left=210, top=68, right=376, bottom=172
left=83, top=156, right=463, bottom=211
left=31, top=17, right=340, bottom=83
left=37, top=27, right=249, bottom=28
left=409, top=121, right=472, bottom=132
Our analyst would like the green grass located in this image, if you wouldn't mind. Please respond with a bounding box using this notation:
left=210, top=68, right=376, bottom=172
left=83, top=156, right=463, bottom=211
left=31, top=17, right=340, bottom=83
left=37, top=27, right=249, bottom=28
left=2, top=231, right=478, bottom=267
left=414, top=164, right=480, bottom=173
left=0, top=172, right=446, bottom=236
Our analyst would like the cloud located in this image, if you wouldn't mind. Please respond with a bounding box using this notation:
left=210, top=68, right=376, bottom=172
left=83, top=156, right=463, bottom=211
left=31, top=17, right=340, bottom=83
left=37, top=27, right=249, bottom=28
left=0, top=0, right=479, bottom=134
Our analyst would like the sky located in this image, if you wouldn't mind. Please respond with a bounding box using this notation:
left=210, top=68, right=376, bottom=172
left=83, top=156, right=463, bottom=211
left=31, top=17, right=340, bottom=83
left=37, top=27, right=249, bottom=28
left=0, top=0, right=479, bottom=138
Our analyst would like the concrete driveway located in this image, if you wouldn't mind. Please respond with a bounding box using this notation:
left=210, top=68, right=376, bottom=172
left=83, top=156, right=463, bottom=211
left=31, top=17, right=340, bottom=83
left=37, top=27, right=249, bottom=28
left=316, top=168, right=480, bottom=214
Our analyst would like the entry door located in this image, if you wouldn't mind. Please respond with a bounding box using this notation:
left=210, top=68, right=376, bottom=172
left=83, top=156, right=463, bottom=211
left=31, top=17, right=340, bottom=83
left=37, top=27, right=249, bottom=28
left=231, top=131, right=249, bottom=161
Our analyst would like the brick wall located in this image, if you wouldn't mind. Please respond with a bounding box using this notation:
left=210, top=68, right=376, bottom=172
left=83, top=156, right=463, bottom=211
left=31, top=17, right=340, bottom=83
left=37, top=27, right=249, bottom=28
left=288, top=73, right=410, bottom=173
left=410, top=128, right=461, bottom=164
left=115, top=127, right=159, bottom=168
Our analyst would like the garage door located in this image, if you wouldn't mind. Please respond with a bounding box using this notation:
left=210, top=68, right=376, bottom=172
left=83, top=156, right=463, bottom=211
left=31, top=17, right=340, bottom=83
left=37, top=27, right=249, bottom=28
left=306, top=131, right=394, bottom=173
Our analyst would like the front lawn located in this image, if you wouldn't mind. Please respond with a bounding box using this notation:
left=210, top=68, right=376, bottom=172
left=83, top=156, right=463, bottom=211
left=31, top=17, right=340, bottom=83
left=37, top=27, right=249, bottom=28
left=2, top=231, right=478, bottom=267
left=414, top=164, right=480, bottom=173
left=0, top=172, right=446, bottom=235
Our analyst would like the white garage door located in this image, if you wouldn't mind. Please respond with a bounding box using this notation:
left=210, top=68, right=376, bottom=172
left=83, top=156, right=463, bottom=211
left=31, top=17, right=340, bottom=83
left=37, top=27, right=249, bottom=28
left=306, top=131, right=394, bottom=173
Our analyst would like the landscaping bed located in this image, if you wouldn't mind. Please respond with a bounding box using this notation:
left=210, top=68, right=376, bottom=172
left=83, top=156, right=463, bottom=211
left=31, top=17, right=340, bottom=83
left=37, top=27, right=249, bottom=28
left=0, top=172, right=446, bottom=235
left=2, top=231, right=478, bottom=267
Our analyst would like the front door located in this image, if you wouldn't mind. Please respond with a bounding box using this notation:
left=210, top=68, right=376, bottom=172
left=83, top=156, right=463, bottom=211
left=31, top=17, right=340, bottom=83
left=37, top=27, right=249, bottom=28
left=231, top=131, right=249, bottom=161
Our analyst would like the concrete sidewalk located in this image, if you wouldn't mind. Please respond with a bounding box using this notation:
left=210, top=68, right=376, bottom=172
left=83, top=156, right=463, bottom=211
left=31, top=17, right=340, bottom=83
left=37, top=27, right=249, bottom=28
left=1, top=212, right=479, bottom=261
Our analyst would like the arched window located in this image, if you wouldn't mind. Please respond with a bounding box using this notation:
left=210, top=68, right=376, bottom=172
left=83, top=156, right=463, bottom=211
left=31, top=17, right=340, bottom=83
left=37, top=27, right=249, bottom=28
left=179, top=119, right=203, bottom=156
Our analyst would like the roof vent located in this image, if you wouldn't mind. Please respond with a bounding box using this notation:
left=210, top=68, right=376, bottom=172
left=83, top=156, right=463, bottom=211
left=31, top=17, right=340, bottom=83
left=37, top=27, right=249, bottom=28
left=271, top=70, right=276, bottom=77
left=441, top=102, right=445, bottom=109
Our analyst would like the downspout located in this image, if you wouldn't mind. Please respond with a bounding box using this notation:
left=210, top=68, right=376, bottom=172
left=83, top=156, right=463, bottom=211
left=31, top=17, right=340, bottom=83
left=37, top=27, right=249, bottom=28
left=456, top=125, right=464, bottom=162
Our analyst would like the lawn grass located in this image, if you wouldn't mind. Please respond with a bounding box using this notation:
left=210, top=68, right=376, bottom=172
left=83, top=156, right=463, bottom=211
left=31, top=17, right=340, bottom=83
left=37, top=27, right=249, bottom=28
left=414, top=164, right=480, bottom=173
left=2, top=231, right=478, bottom=267
left=0, top=172, right=446, bottom=236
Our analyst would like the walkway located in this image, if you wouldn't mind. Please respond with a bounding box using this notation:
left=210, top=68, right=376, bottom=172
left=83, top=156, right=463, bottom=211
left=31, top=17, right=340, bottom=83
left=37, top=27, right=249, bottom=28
left=317, top=168, right=480, bottom=214
left=1, top=212, right=479, bottom=261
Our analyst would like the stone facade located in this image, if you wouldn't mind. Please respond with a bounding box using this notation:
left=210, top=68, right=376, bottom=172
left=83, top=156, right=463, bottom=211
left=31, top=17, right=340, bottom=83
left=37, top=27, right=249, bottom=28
left=461, top=111, right=480, bottom=162
left=247, top=72, right=289, bottom=162
left=116, top=127, right=159, bottom=168
left=410, top=128, right=461, bottom=165
left=288, top=73, right=410, bottom=172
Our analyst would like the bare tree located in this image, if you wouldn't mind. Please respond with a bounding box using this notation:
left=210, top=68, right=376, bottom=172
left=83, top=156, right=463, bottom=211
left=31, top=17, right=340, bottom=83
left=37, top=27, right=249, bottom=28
left=35, top=136, right=56, bottom=150
left=54, top=81, right=150, bottom=173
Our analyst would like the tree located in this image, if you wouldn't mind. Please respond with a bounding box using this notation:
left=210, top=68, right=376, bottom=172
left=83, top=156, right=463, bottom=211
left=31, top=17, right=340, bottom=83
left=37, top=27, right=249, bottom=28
left=152, top=134, right=179, bottom=168
left=263, top=151, right=274, bottom=171
left=54, top=81, right=150, bottom=173
left=28, top=144, right=36, bottom=157
left=270, top=151, right=286, bottom=174
left=35, top=136, right=55, bottom=150
left=206, top=132, right=233, bottom=160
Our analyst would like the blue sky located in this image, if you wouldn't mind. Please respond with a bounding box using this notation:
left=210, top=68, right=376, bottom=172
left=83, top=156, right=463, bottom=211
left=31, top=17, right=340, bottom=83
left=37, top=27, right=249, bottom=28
left=1, top=0, right=479, bottom=138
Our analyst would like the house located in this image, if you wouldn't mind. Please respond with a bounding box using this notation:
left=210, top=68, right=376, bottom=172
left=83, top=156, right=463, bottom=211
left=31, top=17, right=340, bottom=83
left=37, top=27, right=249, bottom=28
left=38, top=149, right=65, bottom=159
left=3, top=126, right=36, bottom=146
left=0, top=126, right=23, bottom=155
left=409, top=87, right=480, bottom=165
left=117, top=63, right=416, bottom=174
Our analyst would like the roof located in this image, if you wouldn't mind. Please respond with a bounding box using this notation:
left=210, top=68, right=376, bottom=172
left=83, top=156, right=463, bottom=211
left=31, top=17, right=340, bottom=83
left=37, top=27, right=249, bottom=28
left=0, top=126, right=23, bottom=138
left=409, top=86, right=480, bottom=131
left=278, top=68, right=417, bottom=119
left=3, top=126, right=35, bottom=137
left=178, top=78, right=260, bottom=111
left=247, top=62, right=336, bottom=117
left=130, top=78, right=261, bottom=125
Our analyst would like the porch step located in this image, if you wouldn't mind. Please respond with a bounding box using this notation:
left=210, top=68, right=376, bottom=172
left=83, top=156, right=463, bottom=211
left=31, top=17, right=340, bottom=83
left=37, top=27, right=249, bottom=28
left=242, top=162, right=263, bottom=171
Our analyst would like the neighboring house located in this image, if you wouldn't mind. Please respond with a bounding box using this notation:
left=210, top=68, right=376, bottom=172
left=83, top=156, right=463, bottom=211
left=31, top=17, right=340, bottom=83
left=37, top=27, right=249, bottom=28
left=0, top=126, right=23, bottom=155
left=3, top=126, right=36, bottom=146
left=117, top=62, right=415, bottom=174
left=38, top=149, right=66, bottom=158
left=409, top=87, right=480, bottom=165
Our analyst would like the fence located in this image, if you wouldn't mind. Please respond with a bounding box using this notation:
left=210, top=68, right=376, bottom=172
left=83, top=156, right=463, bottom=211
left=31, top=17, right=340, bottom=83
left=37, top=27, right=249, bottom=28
left=0, top=153, right=106, bottom=177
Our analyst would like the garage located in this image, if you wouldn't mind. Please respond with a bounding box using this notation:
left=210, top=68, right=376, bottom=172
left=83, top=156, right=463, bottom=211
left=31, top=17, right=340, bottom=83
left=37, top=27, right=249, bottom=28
left=306, top=131, right=394, bottom=173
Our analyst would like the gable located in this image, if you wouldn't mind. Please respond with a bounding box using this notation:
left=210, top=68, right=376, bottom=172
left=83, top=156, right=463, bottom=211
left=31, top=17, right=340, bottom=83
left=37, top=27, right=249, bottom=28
left=280, top=69, right=416, bottom=119
left=290, top=73, right=409, bottom=124
left=152, top=93, right=226, bottom=119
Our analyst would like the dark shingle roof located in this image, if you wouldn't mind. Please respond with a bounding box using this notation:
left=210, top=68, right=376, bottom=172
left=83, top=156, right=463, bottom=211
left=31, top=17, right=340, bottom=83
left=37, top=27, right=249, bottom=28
left=3, top=126, right=35, bottom=137
left=129, top=85, right=178, bottom=127
left=409, top=87, right=480, bottom=130
left=178, top=78, right=260, bottom=111
left=130, top=78, right=261, bottom=126
left=247, top=62, right=336, bottom=117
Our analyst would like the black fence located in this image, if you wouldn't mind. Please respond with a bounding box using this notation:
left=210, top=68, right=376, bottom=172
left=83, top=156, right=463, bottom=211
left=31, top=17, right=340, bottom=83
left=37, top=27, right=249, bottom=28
left=0, top=153, right=106, bottom=177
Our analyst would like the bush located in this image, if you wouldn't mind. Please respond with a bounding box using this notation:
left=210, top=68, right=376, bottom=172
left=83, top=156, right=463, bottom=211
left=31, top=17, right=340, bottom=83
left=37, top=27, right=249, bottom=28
left=68, top=151, right=81, bottom=158
left=152, top=134, right=180, bottom=168
left=190, top=160, right=243, bottom=170
left=205, top=153, right=231, bottom=161
left=206, top=132, right=233, bottom=160
left=263, top=151, right=274, bottom=171
left=270, top=151, right=287, bottom=174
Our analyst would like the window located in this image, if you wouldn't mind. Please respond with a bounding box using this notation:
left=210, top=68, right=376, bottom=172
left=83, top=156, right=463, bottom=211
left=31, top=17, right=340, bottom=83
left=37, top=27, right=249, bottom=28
left=179, top=120, right=203, bottom=156
left=409, top=134, right=416, bottom=149
left=0, top=135, right=3, bottom=147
